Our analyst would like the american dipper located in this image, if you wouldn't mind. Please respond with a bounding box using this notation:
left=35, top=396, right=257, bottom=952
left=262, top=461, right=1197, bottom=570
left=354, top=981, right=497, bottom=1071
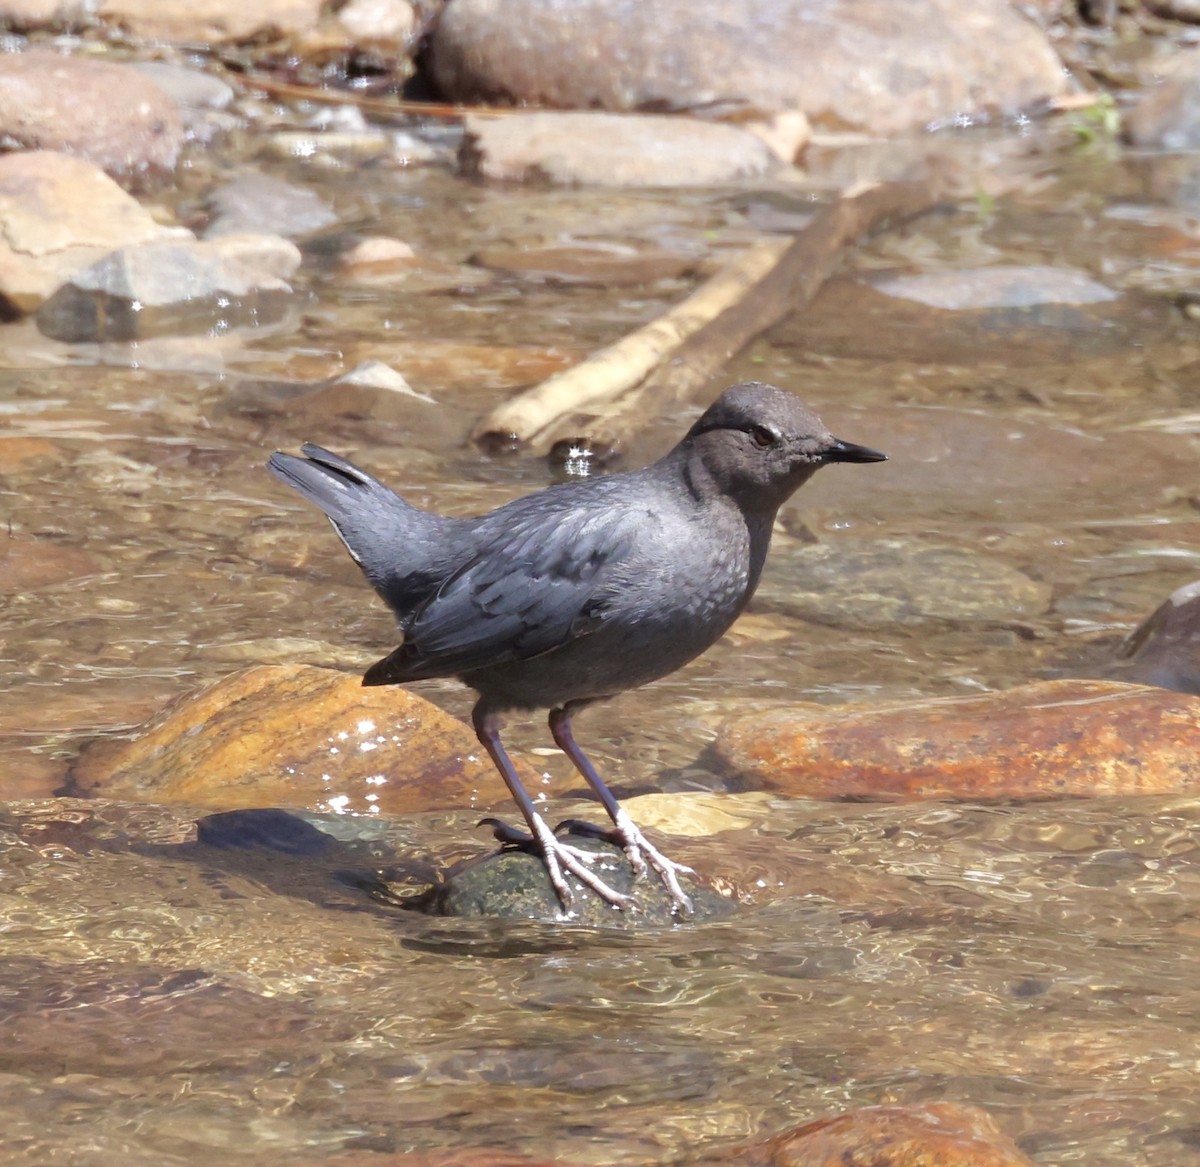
left=268, top=381, right=885, bottom=915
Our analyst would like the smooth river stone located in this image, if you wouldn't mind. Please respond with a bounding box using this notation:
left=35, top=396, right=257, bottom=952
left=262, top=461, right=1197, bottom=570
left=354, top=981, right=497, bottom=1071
left=70, top=663, right=541, bottom=815
left=756, top=538, right=1051, bottom=628
left=713, top=679, right=1200, bottom=799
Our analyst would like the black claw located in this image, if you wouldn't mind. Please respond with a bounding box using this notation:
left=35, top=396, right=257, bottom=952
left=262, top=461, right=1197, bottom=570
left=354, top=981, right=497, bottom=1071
left=478, top=817, right=536, bottom=849
left=553, top=817, right=622, bottom=844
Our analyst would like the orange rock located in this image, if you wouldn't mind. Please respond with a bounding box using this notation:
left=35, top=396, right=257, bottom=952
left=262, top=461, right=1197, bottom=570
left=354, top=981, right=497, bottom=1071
left=714, top=679, right=1200, bottom=799
left=0, top=533, right=100, bottom=592
left=0, top=436, right=60, bottom=468
left=70, top=664, right=540, bottom=816
left=735, top=1102, right=1034, bottom=1167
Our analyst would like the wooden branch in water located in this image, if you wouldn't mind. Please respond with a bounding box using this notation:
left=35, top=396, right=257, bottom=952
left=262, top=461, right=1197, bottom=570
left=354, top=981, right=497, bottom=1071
left=472, top=170, right=950, bottom=458
left=471, top=236, right=792, bottom=453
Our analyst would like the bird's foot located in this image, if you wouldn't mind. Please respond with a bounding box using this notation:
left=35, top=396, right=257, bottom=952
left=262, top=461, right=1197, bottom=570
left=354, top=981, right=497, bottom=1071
left=611, top=807, right=696, bottom=918
left=479, top=815, right=635, bottom=913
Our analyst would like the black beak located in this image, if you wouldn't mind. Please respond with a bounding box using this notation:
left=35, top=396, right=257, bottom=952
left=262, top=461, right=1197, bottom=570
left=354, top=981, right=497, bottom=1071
left=824, top=438, right=887, bottom=464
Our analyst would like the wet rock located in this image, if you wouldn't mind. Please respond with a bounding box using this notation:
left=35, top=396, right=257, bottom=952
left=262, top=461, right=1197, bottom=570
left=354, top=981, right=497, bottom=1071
left=755, top=538, right=1051, bottom=629
left=339, top=246, right=494, bottom=292
left=0, top=959, right=351, bottom=1076
left=0, top=533, right=100, bottom=592
left=0, top=0, right=66, bottom=25
left=0, top=747, right=67, bottom=800
left=286, top=361, right=437, bottom=422
left=0, top=798, right=413, bottom=996
left=871, top=265, right=1119, bottom=310
left=713, top=679, right=1200, bottom=800
left=205, top=171, right=339, bottom=238
left=131, top=62, right=235, bottom=113
left=472, top=241, right=695, bottom=285
left=0, top=436, right=61, bottom=468
left=0, top=51, right=184, bottom=182
left=432, top=0, right=1066, bottom=135
left=460, top=111, right=779, bottom=187
left=336, top=0, right=417, bottom=47
left=729, top=1101, right=1035, bottom=1167
left=1125, top=71, right=1200, bottom=150
left=0, top=151, right=189, bottom=314
left=340, top=236, right=416, bottom=270
left=69, top=663, right=542, bottom=815
left=433, top=833, right=727, bottom=925
left=35, top=233, right=301, bottom=342
left=98, top=0, right=324, bottom=42
left=776, top=267, right=1168, bottom=364
left=130, top=61, right=237, bottom=143
left=220, top=360, right=435, bottom=427
left=796, top=405, right=1198, bottom=528
left=1106, top=579, right=1200, bottom=695
left=742, top=111, right=812, bottom=165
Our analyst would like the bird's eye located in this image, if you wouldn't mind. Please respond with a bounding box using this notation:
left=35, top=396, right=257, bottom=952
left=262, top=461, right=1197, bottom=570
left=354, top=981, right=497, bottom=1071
left=750, top=425, right=775, bottom=448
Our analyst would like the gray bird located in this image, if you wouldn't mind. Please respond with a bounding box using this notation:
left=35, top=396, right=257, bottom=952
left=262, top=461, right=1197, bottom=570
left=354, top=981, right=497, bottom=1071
left=267, top=381, right=885, bottom=916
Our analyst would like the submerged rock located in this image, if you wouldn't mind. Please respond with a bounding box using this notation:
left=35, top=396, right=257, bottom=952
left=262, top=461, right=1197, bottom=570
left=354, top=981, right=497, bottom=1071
left=1125, top=70, right=1200, bottom=150
left=713, top=679, right=1200, bottom=800
left=0, top=533, right=101, bottom=592
left=69, top=663, right=541, bottom=815
left=726, top=1101, right=1035, bottom=1167
left=460, top=111, right=780, bottom=187
left=472, top=241, right=695, bottom=286
left=432, top=0, right=1066, bottom=135
left=204, top=171, right=339, bottom=238
left=755, top=538, right=1051, bottom=629
left=35, top=233, right=301, bottom=342
left=433, top=832, right=729, bottom=926
left=775, top=267, right=1169, bottom=365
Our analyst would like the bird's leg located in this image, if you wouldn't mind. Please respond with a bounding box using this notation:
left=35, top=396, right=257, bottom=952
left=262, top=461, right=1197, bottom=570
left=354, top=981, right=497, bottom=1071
left=549, top=705, right=695, bottom=916
left=472, top=705, right=634, bottom=912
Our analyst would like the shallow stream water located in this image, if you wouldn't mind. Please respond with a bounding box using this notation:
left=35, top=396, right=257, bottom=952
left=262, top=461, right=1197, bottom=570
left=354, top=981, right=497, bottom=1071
left=1, top=114, right=1199, bottom=1165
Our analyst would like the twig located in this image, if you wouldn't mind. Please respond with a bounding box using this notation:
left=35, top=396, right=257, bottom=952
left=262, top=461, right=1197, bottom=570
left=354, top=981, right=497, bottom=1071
left=472, top=167, right=951, bottom=456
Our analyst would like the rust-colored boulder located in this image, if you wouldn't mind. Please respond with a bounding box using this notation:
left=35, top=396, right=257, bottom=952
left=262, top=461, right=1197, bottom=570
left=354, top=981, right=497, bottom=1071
left=70, top=664, right=538, bottom=815
left=731, top=1102, right=1035, bottom=1167
left=714, top=679, right=1200, bottom=799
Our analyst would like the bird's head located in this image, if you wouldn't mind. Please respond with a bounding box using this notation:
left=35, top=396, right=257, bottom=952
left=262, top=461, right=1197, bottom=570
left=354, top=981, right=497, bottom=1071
left=681, top=381, right=886, bottom=511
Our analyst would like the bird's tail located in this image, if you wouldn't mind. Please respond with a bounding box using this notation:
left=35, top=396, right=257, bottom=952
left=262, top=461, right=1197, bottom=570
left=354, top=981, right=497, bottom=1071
left=267, top=444, right=438, bottom=596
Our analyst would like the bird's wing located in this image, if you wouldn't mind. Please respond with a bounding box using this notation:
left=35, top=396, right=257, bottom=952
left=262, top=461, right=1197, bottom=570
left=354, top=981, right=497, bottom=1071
left=366, top=501, right=640, bottom=683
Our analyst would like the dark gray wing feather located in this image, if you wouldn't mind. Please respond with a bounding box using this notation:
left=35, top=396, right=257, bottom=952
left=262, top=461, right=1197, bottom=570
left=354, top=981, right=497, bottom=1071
left=364, top=502, right=636, bottom=684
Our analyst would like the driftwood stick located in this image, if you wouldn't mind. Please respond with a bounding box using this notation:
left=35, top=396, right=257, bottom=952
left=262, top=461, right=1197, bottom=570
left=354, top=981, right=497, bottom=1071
left=472, top=171, right=949, bottom=457
left=471, top=237, right=791, bottom=451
